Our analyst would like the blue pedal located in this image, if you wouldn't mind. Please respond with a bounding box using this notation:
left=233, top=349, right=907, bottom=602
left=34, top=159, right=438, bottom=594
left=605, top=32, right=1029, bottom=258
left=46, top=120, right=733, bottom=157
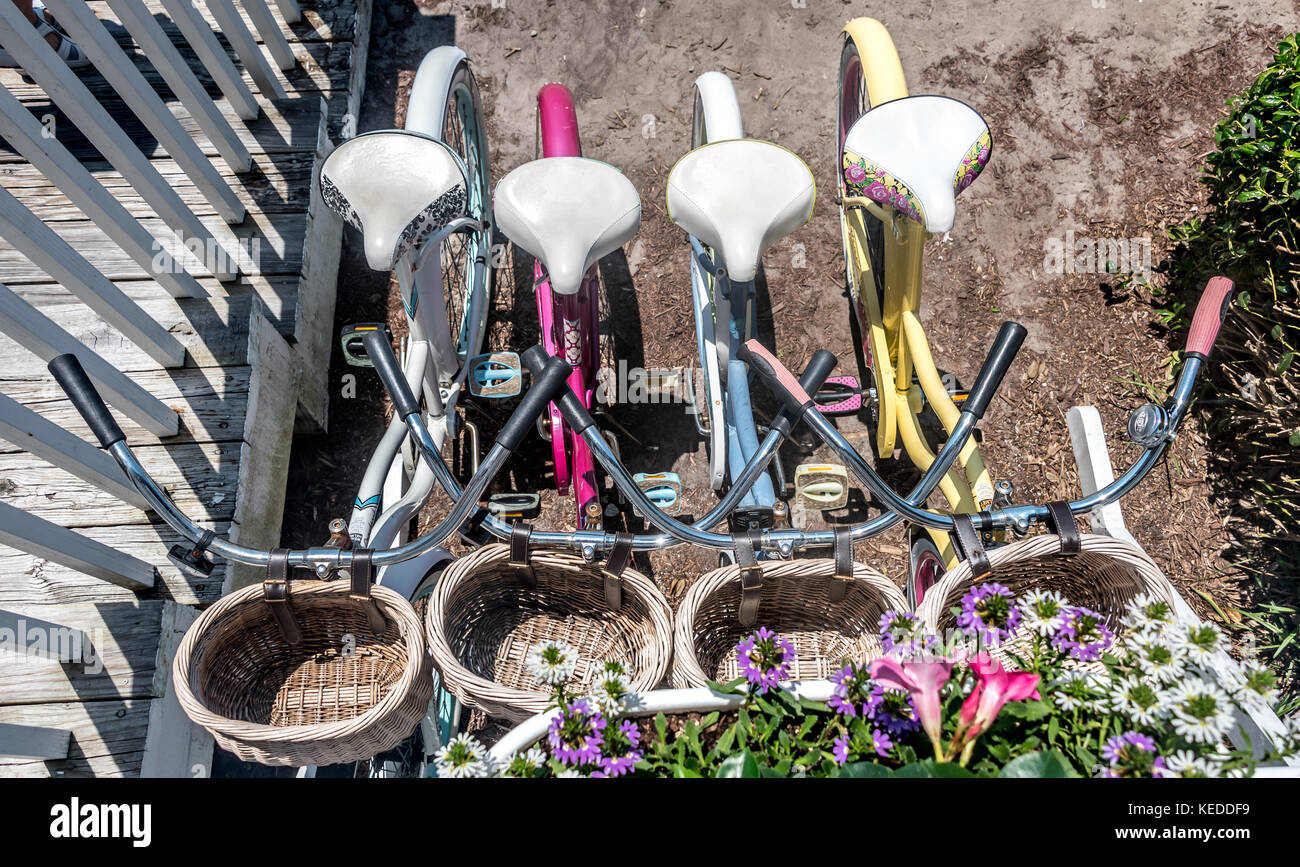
left=468, top=352, right=522, bottom=398
left=632, top=472, right=683, bottom=517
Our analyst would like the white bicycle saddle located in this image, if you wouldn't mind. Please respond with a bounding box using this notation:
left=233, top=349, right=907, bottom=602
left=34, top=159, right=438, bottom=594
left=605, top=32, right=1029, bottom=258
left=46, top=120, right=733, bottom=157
left=494, top=157, right=641, bottom=295
left=841, top=95, right=991, bottom=234
left=666, top=139, right=815, bottom=283
left=319, top=130, right=468, bottom=271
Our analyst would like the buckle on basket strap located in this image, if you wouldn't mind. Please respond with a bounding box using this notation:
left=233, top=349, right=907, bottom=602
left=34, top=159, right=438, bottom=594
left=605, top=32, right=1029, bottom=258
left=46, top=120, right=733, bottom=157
left=348, top=549, right=388, bottom=635
left=509, top=523, right=537, bottom=588
left=829, top=525, right=853, bottom=603
left=1044, top=501, right=1081, bottom=555
left=735, top=529, right=764, bottom=627
left=262, top=548, right=303, bottom=646
left=949, top=514, right=993, bottom=581
left=600, top=532, right=634, bottom=610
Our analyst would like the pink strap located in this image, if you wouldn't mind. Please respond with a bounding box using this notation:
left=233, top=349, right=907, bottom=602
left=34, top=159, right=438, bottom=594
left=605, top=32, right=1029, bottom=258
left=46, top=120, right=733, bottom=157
left=743, top=339, right=812, bottom=405
left=1186, top=276, right=1234, bottom=358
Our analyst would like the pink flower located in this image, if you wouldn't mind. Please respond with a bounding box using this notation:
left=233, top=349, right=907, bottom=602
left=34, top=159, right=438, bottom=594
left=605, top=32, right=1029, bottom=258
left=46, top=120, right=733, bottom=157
left=957, top=655, right=1040, bottom=743
left=846, top=162, right=868, bottom=184
left=870, top=657, right=953, bottom=758
left=867, top=181, right=891, bottom=202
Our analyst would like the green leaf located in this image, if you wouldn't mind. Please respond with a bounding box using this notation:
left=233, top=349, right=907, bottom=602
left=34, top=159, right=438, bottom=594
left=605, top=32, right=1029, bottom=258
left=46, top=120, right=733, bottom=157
left=997, top=750, right=1080, bottom=778
left=717, top=749, right=761, bottom=778
left=895, top=760, right=977, bottom=778
left=672, top=764, right=703, bottom=778
left=838, top=762, right=894, bottom=778
left=1277, top=351, right=1295, bottom=375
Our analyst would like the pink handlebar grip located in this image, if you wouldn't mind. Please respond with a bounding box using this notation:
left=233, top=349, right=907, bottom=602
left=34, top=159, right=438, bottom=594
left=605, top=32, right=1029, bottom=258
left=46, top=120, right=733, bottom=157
left=742, top=339, right=812, bottom=406
left=1186, top=276, right=1234, bottom=358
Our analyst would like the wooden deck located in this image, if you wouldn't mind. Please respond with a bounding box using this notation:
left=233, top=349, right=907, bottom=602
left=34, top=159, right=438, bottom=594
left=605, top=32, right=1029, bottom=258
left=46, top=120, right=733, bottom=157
left=0, top=0, right=371, bottom=776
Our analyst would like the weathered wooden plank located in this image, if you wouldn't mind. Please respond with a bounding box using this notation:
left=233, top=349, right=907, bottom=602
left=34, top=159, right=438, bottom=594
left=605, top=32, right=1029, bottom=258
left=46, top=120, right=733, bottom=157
left=0, top=440, right=241, bottom=528
left=0, top=722, right=71, bottom=759
left=0, top=503, right=155, bottom=590
left=0, top=521, right=230, bottom=606
left=203, top=0, right=287, bottom=99
left=156, top=0, right=259, bottom=120
left=0, top=186, right=187, bottom=367
left=141, top=601, right=213, bottom=777
left=0, top=211, right=308, bottom=283
left=0, top=282, right=180, bottom=436
left=0, top=699, right=150, bottom=776
left=87, top=0, right=360, bottom=45
left=0, top=391, right=148, bottom=505
left=241, top=0, right=298, bottom=71
left=0, top=2, right=239, bottom=281
left=1, top=94, right=326, bottom=165
left=0, top=601, right=164, bottom=703
left=273, top=0, right=302, bottom=26
left=0, top=84, right=207, bottom=299
left=44, top=0, right=247, bottom=224
left=0, top=607, right=89, bottom=665
left=106, top=0, right=253, bottom=172
left=0, top=154, right=319, bottom=221
left=1, top=366, right=250, bottom=449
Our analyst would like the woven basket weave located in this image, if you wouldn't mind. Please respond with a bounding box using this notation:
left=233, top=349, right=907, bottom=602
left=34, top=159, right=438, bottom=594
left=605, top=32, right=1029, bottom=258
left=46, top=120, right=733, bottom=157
left=173, top=579, right=434, bottom=766
left=425, top=544, right=674, bottom=722
left=914, top=533, right=1178, bottom=669
left=673, top=558, right=908, bottom=688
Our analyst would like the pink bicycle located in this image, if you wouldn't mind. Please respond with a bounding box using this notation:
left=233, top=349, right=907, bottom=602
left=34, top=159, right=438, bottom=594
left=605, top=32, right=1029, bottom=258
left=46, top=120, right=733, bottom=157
left=494, top=84, right=641, bottom=530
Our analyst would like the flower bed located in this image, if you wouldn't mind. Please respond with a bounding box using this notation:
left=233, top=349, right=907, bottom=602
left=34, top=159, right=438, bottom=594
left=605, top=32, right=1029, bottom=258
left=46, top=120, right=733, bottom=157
left=437, top=589, right=1299, bottom=778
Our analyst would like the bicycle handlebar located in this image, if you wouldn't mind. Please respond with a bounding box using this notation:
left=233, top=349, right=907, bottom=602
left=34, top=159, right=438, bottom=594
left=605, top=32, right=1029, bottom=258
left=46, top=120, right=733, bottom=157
left=1185, top=276, right=1234, bottom=360
left=964, top=321, right=1028, bottom=419
left=48, top=354, right=127, bottom=449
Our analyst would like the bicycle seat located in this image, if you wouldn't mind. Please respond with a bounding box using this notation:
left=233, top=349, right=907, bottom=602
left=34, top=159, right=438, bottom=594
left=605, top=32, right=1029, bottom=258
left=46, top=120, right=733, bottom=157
left=319, top=130, right=468, bottom=271
left=841, top=95, right=991, bottom=234
left=666, top=139, right=815, bottom=282
left=494, top=157, right=641, bottom=295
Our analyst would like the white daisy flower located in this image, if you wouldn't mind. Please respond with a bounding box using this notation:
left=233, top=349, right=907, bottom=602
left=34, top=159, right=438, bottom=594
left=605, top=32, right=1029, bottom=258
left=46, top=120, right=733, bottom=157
left=1164, top=679, right=1235, bottom=744
left=498, top=746, right=547, bottom=778
left=587, top=666, right=633, bottom=716
left=1165, top=749, right=1221, bottom=778
left=1121, top=593, right=1177, bottom=636
left=1230, top=660, right=1278, bottom=710
left=556, top=769, right=586, bottom=778
left=434, top=733, right=493, bottom=778
left=525, top=639, right=578, bottom=686
left=1173, top=622, right=1224, bottom=667
left=1018, top=589, right=1069, bottom=637
left=1052, top=670, right=1106, bottom=712
left=1110, top=676, right=1165, bottom=727
left=1125, top=631, right=1186, bottom=684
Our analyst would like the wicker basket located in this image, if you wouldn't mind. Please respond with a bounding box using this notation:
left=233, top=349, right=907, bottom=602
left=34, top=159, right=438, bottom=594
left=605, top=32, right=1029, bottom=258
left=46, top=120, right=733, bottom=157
left=425, top=544, right=674, bottom=722
left=914, top=531, right=1178, bottom=669
left=173, top=577, right=434, bottom=766
left=673, top=557, right=908, bottom=688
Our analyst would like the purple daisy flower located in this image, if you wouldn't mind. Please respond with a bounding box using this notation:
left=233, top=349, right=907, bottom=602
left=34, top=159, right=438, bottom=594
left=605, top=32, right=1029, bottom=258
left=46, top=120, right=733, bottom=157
left=867, top=684, right=921, bottom=738
left=1102, top=731, right=1166, bottom=779
left=958, top=583, right=1021, bottom=646
left=832, top=734, right=851, bottom=765
left=871, top=728, right=893, bottom=758
left=735, top=627, right=795, bottom=695
left=1052, top=606, right=1114, bottom=662
left=828, top=662, right=875, bottom=718
left=591, top=719, right=642, bottom=778
left=546, top=698, right=606, bottom=766
left=878, top=610, right=937, bottom=657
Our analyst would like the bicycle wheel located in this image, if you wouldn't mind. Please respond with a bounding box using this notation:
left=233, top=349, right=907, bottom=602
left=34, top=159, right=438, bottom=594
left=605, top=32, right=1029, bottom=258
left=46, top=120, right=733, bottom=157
left=439, top=62, right=493, bottom=373
left=837, top=37, right=886, bottom=315
left=907, top=534, right=945, bottom=609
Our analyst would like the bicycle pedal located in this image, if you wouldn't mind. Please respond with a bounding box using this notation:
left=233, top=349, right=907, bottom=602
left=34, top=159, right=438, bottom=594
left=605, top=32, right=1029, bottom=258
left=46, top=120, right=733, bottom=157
left=814, top=376, right=863, bottom=415
left=794, top=463, right=850, bottom=509
left=468, top=352, right=523, bottom=398
left=632, top=472, right=683, bottom=517
left=167, top=543, right=214, bottom=579
left=339, top=322, right=393, bottom=368
left=486, top=492, right=541, bottom=520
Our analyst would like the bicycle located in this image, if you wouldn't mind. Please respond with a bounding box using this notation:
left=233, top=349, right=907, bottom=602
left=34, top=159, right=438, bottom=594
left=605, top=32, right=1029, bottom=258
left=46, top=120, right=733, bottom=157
left=492, top=83, right=639, bottom=530
left=834, top=17, right=1011, bottom=604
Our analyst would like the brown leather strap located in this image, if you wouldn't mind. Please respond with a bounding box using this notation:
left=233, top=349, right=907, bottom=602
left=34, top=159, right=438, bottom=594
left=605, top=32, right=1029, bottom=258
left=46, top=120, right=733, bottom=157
left=263, top=548, right=302, bottom=645
left=950, top=514, right=992, bottom=580
left=829, top=525, right=853, bottom=602
left=600, top=532, right=634, bottom=609
left=508, top=522, right=536, bottom=587
left=734, top=529, right=763, bottom=627
left=349, top=549, right=389, bottom=635
left=1044, top=501, right=1081, bottom=555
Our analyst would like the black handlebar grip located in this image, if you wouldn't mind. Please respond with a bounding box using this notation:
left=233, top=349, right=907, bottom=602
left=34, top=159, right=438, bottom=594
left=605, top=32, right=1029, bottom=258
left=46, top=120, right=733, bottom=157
left=48, top=354, right=125, bottom=449
left=734, top=339, right=815, bottom=415
left=360, top=328, right=421, bottom=418
left=964, top=321, right=1028, bottom=420
left=500, top=350, right=573, bottom=452
left=770, top=349, right=839, bottom=436
left=520, top=345, right=596, bottom=436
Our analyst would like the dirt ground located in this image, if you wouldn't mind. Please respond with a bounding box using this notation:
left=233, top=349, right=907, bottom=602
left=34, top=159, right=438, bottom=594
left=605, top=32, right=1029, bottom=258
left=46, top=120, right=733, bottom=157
left=281, top=1, right=1298, bottom=668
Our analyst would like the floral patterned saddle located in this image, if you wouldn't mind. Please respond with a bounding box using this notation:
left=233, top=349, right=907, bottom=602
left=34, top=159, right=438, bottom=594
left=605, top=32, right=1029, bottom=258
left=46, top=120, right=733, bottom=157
left=842, top=95, right=991, bottom=235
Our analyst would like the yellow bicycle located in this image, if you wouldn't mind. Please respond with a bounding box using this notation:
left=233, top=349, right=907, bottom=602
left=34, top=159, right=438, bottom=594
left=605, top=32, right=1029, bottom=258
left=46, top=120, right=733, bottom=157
left=836, top=17, right=1000, bottom=603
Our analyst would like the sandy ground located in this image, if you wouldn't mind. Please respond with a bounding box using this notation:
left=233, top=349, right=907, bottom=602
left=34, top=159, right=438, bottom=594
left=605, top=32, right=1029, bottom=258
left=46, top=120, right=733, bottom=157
left=282, top=1, right=1297, bottom=658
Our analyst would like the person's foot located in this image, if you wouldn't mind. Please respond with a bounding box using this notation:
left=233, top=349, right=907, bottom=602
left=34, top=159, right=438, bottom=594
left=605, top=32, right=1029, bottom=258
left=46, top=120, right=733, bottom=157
left=0, top=9, right=89, bottom=70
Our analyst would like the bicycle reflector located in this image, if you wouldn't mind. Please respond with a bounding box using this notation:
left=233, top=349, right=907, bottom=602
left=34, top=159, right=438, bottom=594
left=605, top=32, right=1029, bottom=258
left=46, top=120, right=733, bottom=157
left=487, top=492, right=541, bottom=520
left=339, top=322, right=394, bottom=368
left=632, top=472, right=683, bottom=517
left=468, top=352, right=523, bottom=398
left=794, top=463, right=849, bottom=509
